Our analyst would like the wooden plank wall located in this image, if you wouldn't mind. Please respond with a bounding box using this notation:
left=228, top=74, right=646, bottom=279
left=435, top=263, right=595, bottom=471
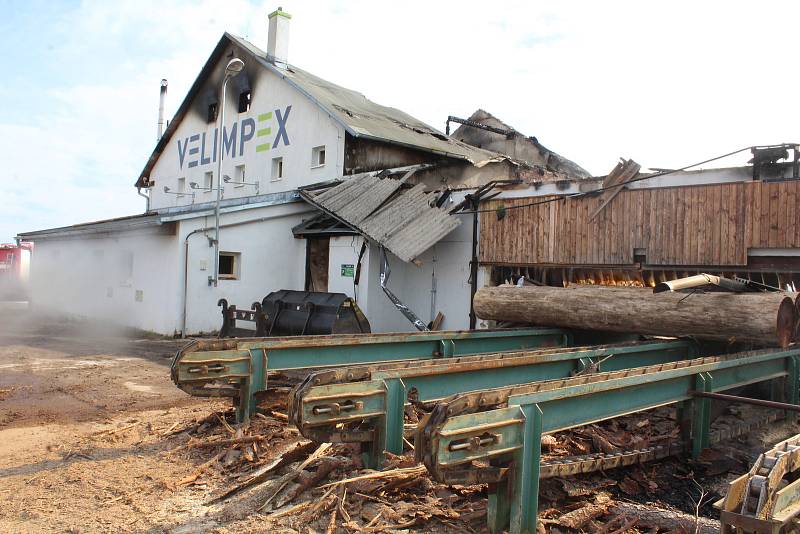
left=480, top=180, right=800, bottom=266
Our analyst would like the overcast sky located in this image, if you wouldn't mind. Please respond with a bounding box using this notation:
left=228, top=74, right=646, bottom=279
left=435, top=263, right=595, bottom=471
left=2, top=0, right=799, bottom=242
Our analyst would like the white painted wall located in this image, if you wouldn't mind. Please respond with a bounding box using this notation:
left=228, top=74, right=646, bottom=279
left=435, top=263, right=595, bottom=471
left=179, top=201, right=316, bottom=334
left=26, top=188, right=479, bottom=336
left=327, top=235, right=369, bottom=307
left=148, top=42, right=345, bottom=211
left=354, top=211, right=474, bottom=333
left=26, top=200, right=315, bottom=336
left=29, top=228, right=181, bottom=333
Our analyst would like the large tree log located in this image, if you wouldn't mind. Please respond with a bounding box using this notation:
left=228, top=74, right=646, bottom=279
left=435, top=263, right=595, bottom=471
left=474, top=285, right=797, bottom=346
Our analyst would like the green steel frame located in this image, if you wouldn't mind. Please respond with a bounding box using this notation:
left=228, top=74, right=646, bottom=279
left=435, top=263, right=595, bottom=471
left=171, top=328, right=571, bottom=423
left=417, top=347, right=800, bottom=534
left=290, top=340, right=698, bottom=468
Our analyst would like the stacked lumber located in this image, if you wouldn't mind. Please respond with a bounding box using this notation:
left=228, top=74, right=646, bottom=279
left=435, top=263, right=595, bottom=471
left=474, top=285, right=799, bottom=346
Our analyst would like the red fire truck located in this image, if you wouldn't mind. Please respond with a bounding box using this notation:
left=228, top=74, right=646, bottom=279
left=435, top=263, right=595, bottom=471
left=0, top=242, right=32, bottom=300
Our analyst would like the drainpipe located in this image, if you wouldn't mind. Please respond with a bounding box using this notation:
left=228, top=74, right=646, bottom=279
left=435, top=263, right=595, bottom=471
left=137, top=187, right=150, bottom=212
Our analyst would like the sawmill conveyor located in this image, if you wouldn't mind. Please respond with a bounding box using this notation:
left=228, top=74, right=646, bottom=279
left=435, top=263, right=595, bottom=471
left=171, top=327, right=571, bottom=423
left=288, top=339, right=698, bottom=468
left=411, top=346, right=800, bottom=534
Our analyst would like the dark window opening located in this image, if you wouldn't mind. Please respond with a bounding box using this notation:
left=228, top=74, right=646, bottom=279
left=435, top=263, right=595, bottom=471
left=238, top=91, right=251, bottom=113
left=218, top=252, right=240, bottom=280
left=272, top=157, right=283, bottom=180
left=207, top=102, right=218, bottom=122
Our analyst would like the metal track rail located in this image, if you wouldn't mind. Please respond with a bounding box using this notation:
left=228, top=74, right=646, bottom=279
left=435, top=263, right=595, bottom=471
left=171, top=327, right=571, bottom=422
left=415, top=347, right=800, bottom=534
left=289, top=340, right=697, bottom=468
left=436, top=412, right=780, bottom=484
left=717, top=432, right=800, bottom=533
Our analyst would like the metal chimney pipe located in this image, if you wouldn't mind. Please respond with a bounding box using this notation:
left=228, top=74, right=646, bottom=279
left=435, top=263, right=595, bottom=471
left=157, top=79, right=168, bottom=140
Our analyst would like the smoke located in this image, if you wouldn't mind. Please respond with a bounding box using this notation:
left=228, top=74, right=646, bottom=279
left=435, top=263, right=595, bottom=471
left=21, top=232, right=178, bottom=339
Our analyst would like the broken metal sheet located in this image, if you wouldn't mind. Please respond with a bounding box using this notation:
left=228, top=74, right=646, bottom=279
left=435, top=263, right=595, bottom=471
left=301, top=173, right=461, bottom=263
left=379, top=247, right=428, bottom=331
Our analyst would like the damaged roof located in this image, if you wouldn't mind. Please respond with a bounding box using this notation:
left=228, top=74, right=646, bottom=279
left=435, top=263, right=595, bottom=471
left=231, top=35, right=506, bottom=166
left=136, top=34, right=506, bottom=187
left=299, top=168, right=460, bottom=263
left=452, top=109, right=592, bottom=180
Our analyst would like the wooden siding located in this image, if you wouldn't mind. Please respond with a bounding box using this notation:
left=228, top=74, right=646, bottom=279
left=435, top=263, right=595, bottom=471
left=480, top=180, right=800, bottom=267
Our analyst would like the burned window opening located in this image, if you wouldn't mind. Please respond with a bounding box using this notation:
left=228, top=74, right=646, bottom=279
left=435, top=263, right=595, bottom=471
left=238, top=91, right=251, bottom=113
left=207, top=102, right=218, bottom=123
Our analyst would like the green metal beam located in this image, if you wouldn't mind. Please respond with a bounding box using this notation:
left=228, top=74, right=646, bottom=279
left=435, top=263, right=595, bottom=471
left=173, top=328, right=571, bottom=423
left=291, top=340, right=696, bottom=467
left=420, top=347, right=800, bottom=534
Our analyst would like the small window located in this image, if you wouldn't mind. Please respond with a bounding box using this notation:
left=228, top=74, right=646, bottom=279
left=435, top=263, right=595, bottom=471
left=218, top=252, right=240, bottom=280
left=207, top=102, right=218, bottom=122
left=177, top=177, right=186, bottom=192
left=271, top=157, right=283, bottom=181
left=311, top=145, right=326, bottom=167
left=238, top=91, right=251, bottom=113
left=234, top=164, right=245, bottom=186
left=203, top=171, right=213, bottom=190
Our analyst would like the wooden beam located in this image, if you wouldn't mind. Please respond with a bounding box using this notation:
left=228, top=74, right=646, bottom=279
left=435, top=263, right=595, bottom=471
left=589, top=159, right=641, bottom=221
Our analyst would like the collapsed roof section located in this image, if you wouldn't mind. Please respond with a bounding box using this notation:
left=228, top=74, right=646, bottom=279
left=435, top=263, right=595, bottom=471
left=449, top=109, right=592, bottom=180
left=297, top=166, right=460, bottom=263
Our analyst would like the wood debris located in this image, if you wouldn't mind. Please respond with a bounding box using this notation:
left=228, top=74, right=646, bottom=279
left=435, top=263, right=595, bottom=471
left=162, top=398, right=773, bottom=533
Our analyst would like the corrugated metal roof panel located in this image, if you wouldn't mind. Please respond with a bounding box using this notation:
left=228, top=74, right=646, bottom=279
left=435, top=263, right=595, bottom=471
left=302, top=175, right=460, bottom=263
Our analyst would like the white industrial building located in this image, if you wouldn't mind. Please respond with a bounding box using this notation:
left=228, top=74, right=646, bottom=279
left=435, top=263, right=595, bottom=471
left=32, top=9, right=754, bottom=336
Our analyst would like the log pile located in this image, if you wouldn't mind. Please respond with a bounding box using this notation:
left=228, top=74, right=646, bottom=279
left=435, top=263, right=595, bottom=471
left=474, top=285, right=799, bottom=346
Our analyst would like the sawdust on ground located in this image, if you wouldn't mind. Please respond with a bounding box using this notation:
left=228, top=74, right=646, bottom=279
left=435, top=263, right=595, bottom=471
left=2, top=308, right=800, bottom=533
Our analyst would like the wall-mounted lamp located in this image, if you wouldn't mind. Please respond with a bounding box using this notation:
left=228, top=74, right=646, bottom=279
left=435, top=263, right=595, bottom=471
left=211, top=57, right=245, bottom=287
left=163, top=185, right=194, bottom=199
left=223, top=174, right=260, bottom=193
left=189, top=182, right=220, bottom=192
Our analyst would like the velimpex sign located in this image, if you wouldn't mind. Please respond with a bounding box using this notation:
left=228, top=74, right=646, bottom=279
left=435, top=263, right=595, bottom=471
left=176, top=106, right=291, bottom=169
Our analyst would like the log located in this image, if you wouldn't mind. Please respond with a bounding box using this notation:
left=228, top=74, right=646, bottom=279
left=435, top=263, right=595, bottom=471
left=473, top=285, right=797, bottom=347
left=608, top=502, right=717, bottom=534
left=274, top=457, right=343, bottom=508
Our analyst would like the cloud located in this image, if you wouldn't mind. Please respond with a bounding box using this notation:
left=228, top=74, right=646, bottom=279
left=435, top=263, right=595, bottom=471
left=3, top=0, right=800, bottom=243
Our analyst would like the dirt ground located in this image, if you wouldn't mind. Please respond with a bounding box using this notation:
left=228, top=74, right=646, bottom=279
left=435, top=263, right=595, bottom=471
left=0, top=307, right=217, bottom=532
left=0, top=309, right=485, bottom=534
left=2, top=306, right=799, bottom=533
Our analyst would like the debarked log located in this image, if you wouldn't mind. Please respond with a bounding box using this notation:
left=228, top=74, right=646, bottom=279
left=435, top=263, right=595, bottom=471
left=473, top=285, right=798, bottom=346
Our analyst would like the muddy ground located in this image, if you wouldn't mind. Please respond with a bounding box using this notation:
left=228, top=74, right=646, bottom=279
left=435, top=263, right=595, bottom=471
left=1, top=306, right=798, bottom=533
